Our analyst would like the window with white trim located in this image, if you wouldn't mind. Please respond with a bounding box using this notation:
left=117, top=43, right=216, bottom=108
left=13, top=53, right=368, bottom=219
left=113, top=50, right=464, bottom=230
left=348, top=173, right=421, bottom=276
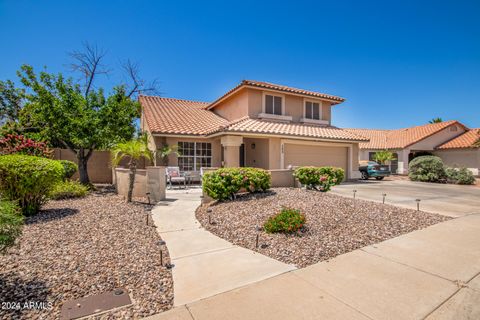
left=265, top=94, right=282, bottom=115
left=177, top=142, right=212, bottom=171
left=305, top=101, right=321, bottom=120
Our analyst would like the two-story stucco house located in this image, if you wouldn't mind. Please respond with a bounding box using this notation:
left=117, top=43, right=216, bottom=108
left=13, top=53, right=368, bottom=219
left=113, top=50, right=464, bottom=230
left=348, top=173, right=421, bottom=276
left=140, top=80, right=368, bottom=180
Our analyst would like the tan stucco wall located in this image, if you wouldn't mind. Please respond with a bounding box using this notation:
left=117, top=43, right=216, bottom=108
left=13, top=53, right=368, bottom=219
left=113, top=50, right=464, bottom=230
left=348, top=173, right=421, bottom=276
left=212, top=89, right=249, bottom=121
left=434, top=149, right=480, bottom=176
left=213, top=88, right=333, bottom=124
left=268, top=138, right=282, bottom=169
left=270, top=169, right=296, bottom=187
left=410, top=125, right=466, bottom=150
left=53, top=148, right=149, bottom=184
left=115, top=168, right=147, bottom=198
left=244, top=137, right=269, bottom=169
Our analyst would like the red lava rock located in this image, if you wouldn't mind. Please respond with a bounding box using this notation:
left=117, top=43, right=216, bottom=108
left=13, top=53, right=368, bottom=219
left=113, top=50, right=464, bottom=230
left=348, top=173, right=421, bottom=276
left=196, top=188, right=450, bottom=268
left=0, top=187, right=173, bottom=319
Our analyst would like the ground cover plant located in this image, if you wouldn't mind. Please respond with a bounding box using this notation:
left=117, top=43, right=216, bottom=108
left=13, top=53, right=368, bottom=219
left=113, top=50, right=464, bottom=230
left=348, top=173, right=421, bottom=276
left=49, top=180, right=89, bottom=200
left=264, top=207, right=305, bottom=233
left=0, top=200, right=23, bottom=253
left=196, top=188, right=450, bottom=267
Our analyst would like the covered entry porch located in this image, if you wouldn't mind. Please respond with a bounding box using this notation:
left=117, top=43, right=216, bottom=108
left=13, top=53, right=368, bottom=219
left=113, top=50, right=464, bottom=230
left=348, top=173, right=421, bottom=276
left=220, top=135, right=360, bottom=180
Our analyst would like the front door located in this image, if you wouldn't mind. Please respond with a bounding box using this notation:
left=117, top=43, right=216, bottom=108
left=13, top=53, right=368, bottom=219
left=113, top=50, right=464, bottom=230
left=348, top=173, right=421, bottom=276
left=239, top=144, right=245, bottom=167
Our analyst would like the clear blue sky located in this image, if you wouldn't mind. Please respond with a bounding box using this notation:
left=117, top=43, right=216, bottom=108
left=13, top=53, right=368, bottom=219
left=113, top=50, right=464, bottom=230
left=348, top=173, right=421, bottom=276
left=1, top=0, right=479, bottom=129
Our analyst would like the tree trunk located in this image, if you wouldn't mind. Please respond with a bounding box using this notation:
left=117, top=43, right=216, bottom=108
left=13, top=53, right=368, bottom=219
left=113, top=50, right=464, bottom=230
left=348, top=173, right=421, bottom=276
left=77, top=148, right=91, bottom=185
left=127, top=159, right=137, bottom=203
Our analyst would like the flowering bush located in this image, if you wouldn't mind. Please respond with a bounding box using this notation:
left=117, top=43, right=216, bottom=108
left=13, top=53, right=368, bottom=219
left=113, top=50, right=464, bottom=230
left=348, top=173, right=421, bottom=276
left=0, top=134, right=51, bottom=158
left=202, top=167, right=271, bottom=201
left=264, top=208, right=305, bottom=233
left=294, top=166, right=344, bottom=191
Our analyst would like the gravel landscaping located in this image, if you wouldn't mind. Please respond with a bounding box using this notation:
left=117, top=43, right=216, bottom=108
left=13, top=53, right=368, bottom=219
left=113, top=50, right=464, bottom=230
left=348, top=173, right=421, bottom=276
left=196, top=188, right=451, bottom=268
left=0, top=187, right=173, bottom=319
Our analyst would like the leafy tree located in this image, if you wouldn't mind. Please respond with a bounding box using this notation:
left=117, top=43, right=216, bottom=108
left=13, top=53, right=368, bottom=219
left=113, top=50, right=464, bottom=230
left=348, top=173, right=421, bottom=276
left=16, top=65, right=139, bottom=184
left=0, top=43, right=159, bottom=185
left=373, top=150, right=397, bottom=165
left=111, top=135, right=153, bottom=202
left=0, top=80, right=24, bottom=124
left=429, top=117, right=443, bottom=124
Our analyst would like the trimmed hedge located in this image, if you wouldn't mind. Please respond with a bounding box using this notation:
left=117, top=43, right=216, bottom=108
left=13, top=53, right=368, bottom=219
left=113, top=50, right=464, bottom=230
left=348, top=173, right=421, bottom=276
left=0, top=155, right=64, bottom=215
left=49, top=180, right=89, bottom=200
left=0, top=200, right=24, bottom=253
left=202, top=167, right=271, bottom=201
left=59, top=160, right=78, bottom=180
left=293, top=166, right=344, bottom=191
left=445, top=167, right=476, bottom=185
left=264, top=207, right=305, bottom=233
left=408, top=156, right=446, bottom=182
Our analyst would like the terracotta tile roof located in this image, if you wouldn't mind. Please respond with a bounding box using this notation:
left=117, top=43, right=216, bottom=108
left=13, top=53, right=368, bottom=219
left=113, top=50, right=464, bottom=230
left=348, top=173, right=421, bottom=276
left=209, top=117, right=368, bottom=142
left=436, top=129, right=480, bottom=149
left=208, top=80, right=345, bottom=109
left=345, top=121, right=466, bottom=149
left=140, top=95, right=229, bottom=135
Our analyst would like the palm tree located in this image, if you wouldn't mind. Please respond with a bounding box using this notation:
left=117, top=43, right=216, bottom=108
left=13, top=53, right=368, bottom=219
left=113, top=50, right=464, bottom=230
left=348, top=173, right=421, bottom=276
left=111, top=135, right=153, bottom=202
left=429, top=117, right=443, bottom=124
left=373, top=150, right=397, bottom=165
left=155, top=144, right=181, bottom=166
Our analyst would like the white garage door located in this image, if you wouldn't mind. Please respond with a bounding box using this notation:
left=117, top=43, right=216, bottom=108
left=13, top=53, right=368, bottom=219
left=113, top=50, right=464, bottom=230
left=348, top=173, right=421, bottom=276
left=284, top=144, right=348, bottom=176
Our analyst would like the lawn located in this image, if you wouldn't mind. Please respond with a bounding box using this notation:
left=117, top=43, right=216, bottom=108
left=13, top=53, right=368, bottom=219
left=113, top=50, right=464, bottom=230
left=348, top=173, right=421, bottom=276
left=196, top=188, right=451, bottom=268
left=0, top=187, right=173, bottom=319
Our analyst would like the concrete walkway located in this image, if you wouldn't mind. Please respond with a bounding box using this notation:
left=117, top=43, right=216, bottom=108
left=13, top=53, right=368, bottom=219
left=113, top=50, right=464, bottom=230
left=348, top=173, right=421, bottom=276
left=151, top=188, right=295, bottom=306
left=148, top=212, right=480, bottom=320
left=331, top=179, right=480, bottom=217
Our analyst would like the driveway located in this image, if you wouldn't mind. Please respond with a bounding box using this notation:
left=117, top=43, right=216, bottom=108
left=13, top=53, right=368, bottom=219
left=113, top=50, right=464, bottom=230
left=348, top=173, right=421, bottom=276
left=331, top=179, right=480, bottom=217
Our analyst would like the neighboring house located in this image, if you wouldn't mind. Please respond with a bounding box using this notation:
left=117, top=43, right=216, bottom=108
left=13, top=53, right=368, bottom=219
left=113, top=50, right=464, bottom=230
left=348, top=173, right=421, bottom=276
left=140, top=80, right=368, bottom=180
left=346, top=121, right=480, bottom=175
left=435, top=128, right=480, bottom=176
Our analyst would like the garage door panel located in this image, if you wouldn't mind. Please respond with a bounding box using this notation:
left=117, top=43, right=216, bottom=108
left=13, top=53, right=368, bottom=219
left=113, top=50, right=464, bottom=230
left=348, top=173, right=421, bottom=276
left=284, top=144, right=348, bottom=174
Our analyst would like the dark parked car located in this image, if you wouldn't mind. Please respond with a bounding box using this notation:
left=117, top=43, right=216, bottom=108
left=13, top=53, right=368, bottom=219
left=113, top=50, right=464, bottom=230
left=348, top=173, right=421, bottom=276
left=359, top=161, right=391, bottom=180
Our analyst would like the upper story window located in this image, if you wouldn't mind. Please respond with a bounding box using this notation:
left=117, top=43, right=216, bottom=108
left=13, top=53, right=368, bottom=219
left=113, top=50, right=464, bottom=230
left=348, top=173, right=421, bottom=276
left=265, top=94, right=282, bottom=115
left=305, top=101, right=321, bottom=120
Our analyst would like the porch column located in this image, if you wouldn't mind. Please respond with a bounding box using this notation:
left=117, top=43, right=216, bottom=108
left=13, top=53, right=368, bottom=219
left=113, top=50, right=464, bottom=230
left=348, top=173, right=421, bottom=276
left=221, top=135, right=243, bottom=167
left=397, top=149, right=410, bottom=175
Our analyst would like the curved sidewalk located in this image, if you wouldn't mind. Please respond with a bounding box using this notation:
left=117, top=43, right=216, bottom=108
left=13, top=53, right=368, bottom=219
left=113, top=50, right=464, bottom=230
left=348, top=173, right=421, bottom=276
left=151, top=188, right=296, bottom=307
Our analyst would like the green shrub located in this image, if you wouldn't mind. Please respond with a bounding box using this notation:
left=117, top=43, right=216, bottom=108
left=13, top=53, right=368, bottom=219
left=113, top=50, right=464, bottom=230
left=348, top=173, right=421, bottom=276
left=59, top=160, right=78, bottom=180
left=264, top=208, right=306, bottom=233
left=0, top=155, right=64, bottom=215
left=202, top=167, right=271, bottom=201
left=445, top=167, right=476, bottom=185
left=49, top=180, right=89, bottom=200
left=0, top=200, right=24, bottom=253
left=293, top=166, right=344, bottom=191
left=408, top=156, right=446, bottom=182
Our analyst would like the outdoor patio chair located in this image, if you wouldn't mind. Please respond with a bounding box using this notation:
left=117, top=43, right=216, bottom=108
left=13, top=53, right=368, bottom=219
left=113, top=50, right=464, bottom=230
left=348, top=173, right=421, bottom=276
left=166, top=166, right=186, bottom=189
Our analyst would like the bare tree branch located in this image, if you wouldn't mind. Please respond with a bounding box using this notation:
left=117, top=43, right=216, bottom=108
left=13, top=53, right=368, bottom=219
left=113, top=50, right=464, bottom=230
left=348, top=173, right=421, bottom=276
left=69, top=42, right=110, bottom=98
left=121, top=59, right=160, bottom=98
